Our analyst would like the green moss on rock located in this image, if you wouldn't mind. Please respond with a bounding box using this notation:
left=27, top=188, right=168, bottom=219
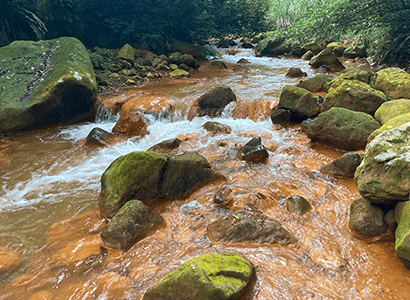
left=395, top=201, right=410, bottom=267
left=374, top=99, right=410, bottom=124
left=373, top=68, right=410, bottom=100
left=368, top=112, right=410, bottom=142
left=324, top=70, right=372, bottom=92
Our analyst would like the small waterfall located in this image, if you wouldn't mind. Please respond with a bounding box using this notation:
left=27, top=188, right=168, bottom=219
left=95, top=105, right=117, bottom=123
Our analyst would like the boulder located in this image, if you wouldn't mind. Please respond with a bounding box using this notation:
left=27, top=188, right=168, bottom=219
left=270, top=108, right=293, bottom=125
left=296, top=75, right=331, bottom=93
left=119, top=95, right=174, bottom=119
left=326, top=42, right=347, bottom=57
left=324, top=70, right=372, bottom=92
left=178, top=54, right=196, bottom=69
left=117, top=43, right=135, bottom=61
left=310, top=48, right=345, bottom=70
left=368, top=112, right=410, bottom=142
left=302, top=42, right=323, bottom=55
left=306, top=107, right=380, bottom=150
left=168, top=52, right=182, bottom=64
left=373, top=68, right=410, bottom=100
left=395, top=201, right=410, bottom=267
left=278, top=85, right=320, bottom=121
left=255, top=37, right=290, bottom=57
left=187, top=86, right=236, bottom=120
left=100, top=151, right=221, bottom=217
left=286, top=195, right=311, bottom=214
left=355, top=122, right=410, bottom=204
left=285, top=67, right=307, bottom=78
left=147, top=138, right=181, bottom=153
left=321, top=80, right=388, bottom=115
left=168, top=39, right=207, bottom=60
left=349, top=198, right=388, bottom=237
left=242, top=42, right=254, bottom=49
left=209, top=61, right=228, bottom=69
left=112, top=110, right=150, bottom=137
left=0, top=37, right=97, bottom=135
left=236, top=137, right=269, bottom=162
left=85, top=127, right=117, bottom=147
left=202, top=121, right=232, bottom=135
left=343, top=46, right=366, bottom=58
left=320, top=152, right=363, bottom=177
left=301, top=50, right=314, bottom=60
left=101, top=200, right=162, bottom=251
left=142, top=253, right=255, bottom=300
left=207, top=210, right=296, bottom=244
left=0, top=246, right=22, bottom=275
left=374, top=99, right=410, bottom=124
left=169, top=69, right=190, bottom=79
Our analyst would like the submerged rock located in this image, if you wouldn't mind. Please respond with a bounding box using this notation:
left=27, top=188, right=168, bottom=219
left=286, top=195, right=311, bottom=214
left=0, top=246, right=22, bottom=275
left=142, top=253, right=255, bottom=300
left=320, top=152, right=362, bottom=177
left=0, top=37, right=97, bottom=135
left=236, top=137, right=269, bottom=162
left=208, top=209, right=296, bottom=244
left=112, top=110, right=150, bottom=137
left=202, top=121, right=232, bottom=135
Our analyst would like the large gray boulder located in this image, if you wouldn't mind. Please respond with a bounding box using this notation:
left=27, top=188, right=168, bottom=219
left=0, top=37, right=97, bottom=135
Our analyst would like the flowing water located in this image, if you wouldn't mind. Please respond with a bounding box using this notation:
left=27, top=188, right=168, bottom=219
left=1, top=49, right=410, bottom=299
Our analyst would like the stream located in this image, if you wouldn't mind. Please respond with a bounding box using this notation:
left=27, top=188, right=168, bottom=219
left=1, top=48, right=410, bottom=299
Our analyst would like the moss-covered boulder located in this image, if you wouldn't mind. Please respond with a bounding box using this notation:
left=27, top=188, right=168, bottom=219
left=100, top=200, right=162, bottom=251
left=320, top=152, right=362, bottom=177
left=278, top=85, right=320, bottom=121
left=306, top=107, right=380, bottom=150
left=100, top=151, right=220, bottom=218
left=286, top=195, right=311, bottom=214
left=355, top=122, right=410, bottom=204
left=207, top=210, right=296, bottom=244
left=368, top=112, right=410, bottom=142
left=373, top=68, right=410, bottom=100
left=395, top=201, right=410, bottom=267
left=374, top=99, right=410, bottom=124
left=169, top=69, right=190, bottom=79
left=117, top=43, right=135, bottom=61
left=142, top=253, right=255, bottom=300
left=324, top=70, right=372, bottom=92
left=255, top=37, right=290, bottom=57
left=285, top=67, right=307, bottom=78
left=179, top=54, right=196, bottom=69
left=302, top=42, right=323, bottom=55
left=343, top=45, right=366, bottom=58
left=309, top=48, right=345, bottom=70
left=236, top=137, right=269, bottom=162
left=321, top=80, right=388, bottom=115
left=296, top=75, right=331, bottom=93
left=0, top=37, right=97, bottom=135
left=270, top=108, right=293, bottom=125
left=327, top=42, right=347, bottom=57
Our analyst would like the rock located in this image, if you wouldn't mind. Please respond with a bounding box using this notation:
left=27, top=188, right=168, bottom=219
left=316, top=65, right=331, bottom=73
left=101, top=200, right=162, bottom=251
left=0, top=37, right=97, bottom=135
left=324, top=70, right=372, bottom=92
left=142, top=253, right=255, bottom=300
left=271, top=108, right=293, bottom=125
left=178, top=63, right=189, bottom=71
left=202, top=121, right=232, bottom=135
left=321, top=80, right=388, bottom=115
left=29, top=291, right=54, bottom=300
left=349, top=198, right=388, bottom=237
left=147, top=138, right=181, bottom=153
left=100, top=151, right=221, bottom=218
left=236, top=137, right=269, bottom=162
left=168, top=52, right=182, bottom=64
left=255, top=37, right=291, bottom=57
left=85, top=127, right=117, bottom=147
left=286, top=195, right=311, bottom=214
left=296, top=75, right=331, bottom=93
left=302, top=42, right=323, bottom=55
left=343, top=46, right=366, bottom=58
left=242, top=42, right=254, bottom=49
left=236, top=58, right=250, bottom=64
left=306, top=107, right=381, bottom=151
left=217, top=39, right=237, bottom=48
left=310, top=48, right=345, bottom=70
left=368, top=112, right=410, bottom=142
left=187, top=86, right=236, bottom=120
left=278, top=85, right=320, bottom=121
left=207, top=210, right=296, bottom=244
left=355, top=122, right=410, bottom=204
left=285, top=67, right=307, bottom=78
left=301, top=50, right=314, bottom=60
left=120, top=95, right=174, bottom=118
left=209, top=61, right=228, bottom=69
left=178, top=54, right=196, bottom=69
left=327, top=42, right=347, bottom=57
left=168, top=39, right=207, bottom=60
left=94, top=272, right=133, bottom=300
left=231, top=99, right=274, bottom=121
left=112, top=110, right=150, bottom=137
left=0, top=246, right=22, bottom=275
left=301, top=118, right=314, bottom=133
left=373, top=67, right=410, bottom=100
left=117, top=44, right=135, bottom=61
left=289, top=46, right=306, bottom=58
left=169, top=69, right=190, bottom=79
left=320, top=152, right=363, bottom=177
left=374, top=99, right=410, bottom=124
left=395, top=201, right=410, bottom=267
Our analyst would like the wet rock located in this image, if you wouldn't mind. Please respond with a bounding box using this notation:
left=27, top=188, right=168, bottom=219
left=326, top=42, right=347, bottom=57
left=278, top=85, right=320, bottom=121
left=202, top=121, right=232, bottom=135
left=286, top=195, right=311, bottom=214
left=271, top=108, right=293, bottom=125
left=316, top=65, right=331, bottom=73
left=0, top=246, right=22, bottom=275
left=56, top=282, right=94, bottom=300
left=320, top=152, right=363, bottom=177
left=301, top=50, right=314, bottom=60
left=118, top=44, right=135, bottom=61
left=169, top=69, right=190, bottom=79
left=85, top=127, right=117, bottom=147
left=242, top=42, right=254, bottom=49
left=296, top=75, right=330, bottom=93
left=121, top=95, right=174, bottom=118
left=301, top=118, right=314, bottom=133
left=321, top=80, right=387, bottom=115
left=147, top=138, right=182, bottom=153
left=373, top=67, right=410, bottom=100
left=101, top=200, right=162, bottom=251
left=343, top=46, right=366, bottom=59
left=349, top=198, right=388, bottom=237
left=368, top=112, right=410, bottom=142
left=374, top=99, right=410, bottom=125
left=29, top=291, right=54, bottom=300
left=232, top=99, right=274, bottom=121
left=310, top=248, right=345, bottom=271
left=168, top=52, right=182, bottom=64
left=0, top=37, right=97, bottom=135
left=237, top=58, right=250, bottom=64
left=302, top=42, right=323, bottom=55
left=236, top=137, right=269, bottom=162
left=94, top=272, right=133, bottom=300
left=207, top=210, right=296, bottom=244
left=142, top=253, right=255, bottom=300
left=395, top=201, right=410, bottom=267
left=112, top=110, right=150, bottom=137
left=178, top=54, right=196, bottom=69
left=51, top=235, right=103, bottom=268
left=218, top=39, right=237, bottom=48
left=289, top=46, right=306, bottom=58
left=355, top=122, right=410, bottom=204
left=324, top=70, right=372, bottom=92
left=306, top=107, right=380, bottom=151
left=384, top=209, right=397, bottom=232
left=255, top=37, right=291, bottom=57
left=187, top=86, right=236, bottom=120
left=209, top=61, right=228, bottom=69
left=178, top=63, right=189, bottom=71
left=285, top=67, right=307, bottom=78
left=310, top=48, right=345, bottom=71
left=100, top=151, right=222, bottom=217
